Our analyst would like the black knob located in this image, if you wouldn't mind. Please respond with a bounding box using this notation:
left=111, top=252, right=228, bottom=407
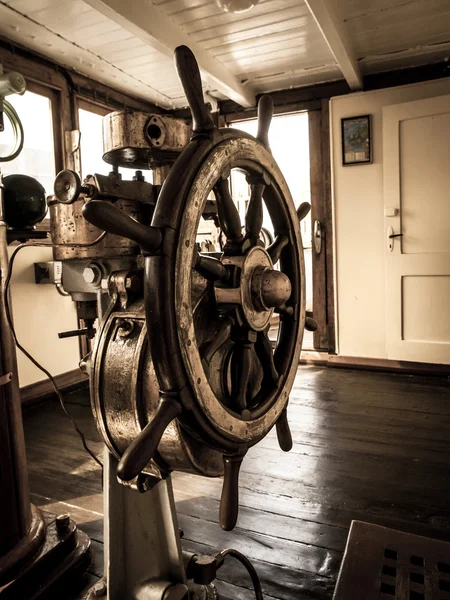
left=3, top=175, right=47, bottom=228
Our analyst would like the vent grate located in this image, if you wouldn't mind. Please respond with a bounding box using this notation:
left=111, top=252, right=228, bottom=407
left=333, top=521, right=450, bottom=600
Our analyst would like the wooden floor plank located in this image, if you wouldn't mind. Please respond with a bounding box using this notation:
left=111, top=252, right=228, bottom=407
left=22, top=366, right=450, bottom=600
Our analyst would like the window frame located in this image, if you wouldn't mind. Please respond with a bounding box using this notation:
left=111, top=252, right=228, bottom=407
left=25, top=80, right=65, bottom=176
left=0, top=38, right=161, bottom=178
left=2, top=81, right=63, bottom=232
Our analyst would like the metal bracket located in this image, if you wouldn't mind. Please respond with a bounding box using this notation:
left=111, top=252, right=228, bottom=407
left=204, top=93, right=219, bottom=114
left=65, top=130, right=81, bottom=174
left=313, top=220, right=322, bottom=254
left=34, top=261, right=63, bottom=285
left=65, top=130, right=81, bottom=154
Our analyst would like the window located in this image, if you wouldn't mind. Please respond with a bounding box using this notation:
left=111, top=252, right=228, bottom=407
left=78, top=107, right=152, bottom=182
left=234, top=113, right=311, bottom=240
left=0, top=90, right=56, bottom=197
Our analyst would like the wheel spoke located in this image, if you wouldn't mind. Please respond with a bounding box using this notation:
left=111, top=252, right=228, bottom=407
left=213, top=177, right=243, bottom=252
left=231, top=338, right=254, bottom=411
left=245, top=180, right=265, bottom=246
left=193, top=251, right=230, bottom=282
left=202, top=316, right=234, bottom=365
left=267, top=234, right=289, bottom=264
left=255, top=330, right=278, bottom=388
left=275, top=303, right=294, bottom=318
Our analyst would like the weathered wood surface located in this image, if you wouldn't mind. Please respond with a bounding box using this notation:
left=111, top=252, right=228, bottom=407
left=23, top=366, right=450, bottom=599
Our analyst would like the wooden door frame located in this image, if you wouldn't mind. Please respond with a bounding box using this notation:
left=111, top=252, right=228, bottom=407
left=309, top=100, right=335, bottom=353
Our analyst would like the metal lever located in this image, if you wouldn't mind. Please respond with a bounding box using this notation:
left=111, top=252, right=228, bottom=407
left=117, top=393, right=182, bottom=481
left=388, top=233, right=403, bottom=238
left=58, top=327, right=96, bottom=340
left=82, top=200, right=162, bottom=254
left=174, top=45, right=215, bottom=135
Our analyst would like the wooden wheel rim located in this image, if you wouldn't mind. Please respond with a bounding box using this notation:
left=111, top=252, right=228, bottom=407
left=175, top=136, right=305, bottom=443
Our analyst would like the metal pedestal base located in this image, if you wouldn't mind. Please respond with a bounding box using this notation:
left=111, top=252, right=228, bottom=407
left=101, top=449, right=188, bottom=600
left=0, top=510, right=91, bottom=600
left=100, top=449, right=223, bottom=600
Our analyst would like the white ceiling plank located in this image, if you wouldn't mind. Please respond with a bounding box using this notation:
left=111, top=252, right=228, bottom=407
left=304, top=0, right=363, bottom=90
left=0, top=2, right=177, bottom=108
left=83, top=0, right=256, bottom=107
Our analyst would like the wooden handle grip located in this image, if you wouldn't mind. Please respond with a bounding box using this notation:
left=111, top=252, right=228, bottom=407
left=82, top=200, right=161, bottom=253
left=256, top=95, right=274, bottom=150
left=276, top=408, right=293, bottom=452
left=117, top=394, right=181, bottom=481
left=297, top=202, right=311, bottom=222
left=174, top=45, right=214, bottom=134
left=305, top=317, right=318, bottom=332
left=219, top=454, right=243, bottom=531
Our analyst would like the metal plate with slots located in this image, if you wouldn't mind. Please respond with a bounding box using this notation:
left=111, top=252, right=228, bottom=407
left=334, top=520, right=450, bottom=599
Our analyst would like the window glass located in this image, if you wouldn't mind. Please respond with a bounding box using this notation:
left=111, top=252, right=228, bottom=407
left=79, top=108, right=152, bottom=182
left=0, top=90, right=56, bottom=197
left=234, top=113, right=311, bottom=248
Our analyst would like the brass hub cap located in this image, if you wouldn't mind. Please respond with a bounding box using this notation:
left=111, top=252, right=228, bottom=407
left=215, top=246, right=292, bottom=331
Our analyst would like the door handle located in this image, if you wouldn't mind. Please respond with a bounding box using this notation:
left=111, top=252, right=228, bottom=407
left=387, top=227, right=403, bottom=252
left=313, top=220, right=322, bottom=254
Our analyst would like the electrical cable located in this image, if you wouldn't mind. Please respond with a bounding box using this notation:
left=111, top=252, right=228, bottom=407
left=3, top=232, right=106, bottom=469
left=215, top=548, right=263, bottom=600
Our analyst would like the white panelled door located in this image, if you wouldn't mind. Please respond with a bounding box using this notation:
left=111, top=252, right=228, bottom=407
left=383, top=94, right=450, bottom=364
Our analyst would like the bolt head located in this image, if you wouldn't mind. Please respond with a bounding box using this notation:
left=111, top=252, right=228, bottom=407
left=56, top=513, right=70, bottom=534
left=83, top=267, right=96, bottom=284
left=83, top=264, right=103, bottom=286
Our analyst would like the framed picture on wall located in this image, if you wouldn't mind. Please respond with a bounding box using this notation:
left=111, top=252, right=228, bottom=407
left=341, top=115, right=372, bottom=165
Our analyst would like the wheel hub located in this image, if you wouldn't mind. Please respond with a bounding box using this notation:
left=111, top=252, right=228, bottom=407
left=215, top=246, right=291, bottom=331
